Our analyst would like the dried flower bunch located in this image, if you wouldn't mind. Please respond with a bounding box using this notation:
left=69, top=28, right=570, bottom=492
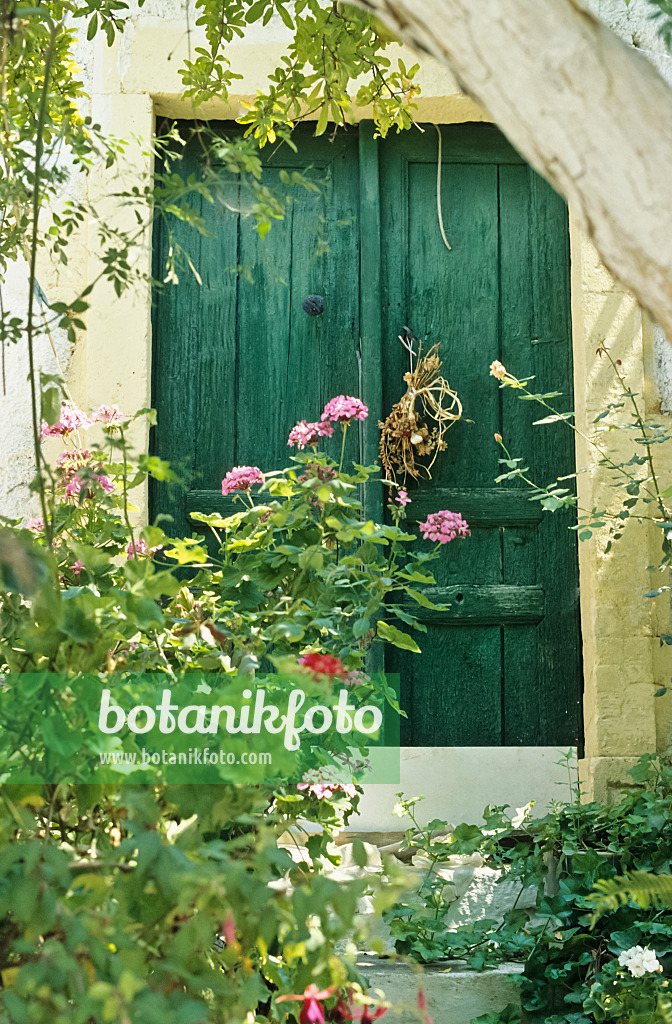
left=379, top=334, right=462, bottom=485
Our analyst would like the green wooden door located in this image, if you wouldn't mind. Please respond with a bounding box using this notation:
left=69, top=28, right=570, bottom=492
left=151, top=127, right=363, bottom=541
left=151, top=121, right=582, bottom=748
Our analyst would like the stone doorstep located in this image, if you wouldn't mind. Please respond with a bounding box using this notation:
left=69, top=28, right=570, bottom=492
left=356, top=956, right=525, bottom=1024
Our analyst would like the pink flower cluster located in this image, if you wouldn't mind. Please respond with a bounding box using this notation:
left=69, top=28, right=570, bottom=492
left=28, top=517, right=44, bottom=533
left=418, top=510, right=470, bottom=544
left=57, top=449, right=92, bottom=472
left=221, top=465, right=265, bottom=495
left=41, top=403, right=92, bottom=439
left=286, top=394, right=367, bottom=448
left=321, top=395, right=368, bottom=424
left=127, top=538, right=163, bottom=559
left=297, top=766, right=357, bottom=800
left=41, top=402, right=126, bottom=441
left=287, top=420, right=335, bottom=450
left=65, top=473, right=114, bottom=498
left=94, top=404, right=124, bottom=427
left=342, top=670, right=371, bottom=686
left=57, top=449, right=114, bottom=498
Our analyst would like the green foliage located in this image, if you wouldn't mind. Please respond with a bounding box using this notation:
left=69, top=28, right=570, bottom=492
left=470, top=1008, right=522, bottom=1024
left=180, top=0, right=420, bottom=141
left=0, top=393, right=460, bottom=1017
left=186, top=453, right=439, bottom=673
left=0, top=5, right=430, bottom=1013
left=385, top=755, right=672, bottom=1024
left=491, top=348, right=672, bottom=700
left=591, top=870, right=672, bottom=915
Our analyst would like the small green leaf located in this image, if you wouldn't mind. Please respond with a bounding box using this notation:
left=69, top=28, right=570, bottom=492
left=377, top=620, right=420, bottom=653
left=246, top=0, right=267, bottom=20
left=42, top=386, right=61, bottom=426
left=275, top=2, right=294, bottom=29
left=315, top=103, right=329, bottom=137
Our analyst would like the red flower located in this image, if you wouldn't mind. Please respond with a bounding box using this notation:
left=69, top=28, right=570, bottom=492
left=223, top=912, right=236, bottom=946
left=300, top=652, right=347, bottom=679
left=357, top=1008, right=387, bottom=1024
left=329, top=994, right=353, bottom=1022
left=417, top=985, right=433, bottom=1024
left=277, top=984, right=337, bottom=1024
left=325, top=991, right=387, bottom=1024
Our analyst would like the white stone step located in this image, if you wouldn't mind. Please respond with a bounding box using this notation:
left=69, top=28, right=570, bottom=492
left=356, top=956, right=524, bottom=1024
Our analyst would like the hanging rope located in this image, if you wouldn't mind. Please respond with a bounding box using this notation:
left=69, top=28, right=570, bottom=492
left=435, top=124, right=452, bottom=251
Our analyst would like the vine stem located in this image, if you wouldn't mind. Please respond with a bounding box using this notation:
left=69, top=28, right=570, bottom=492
left=26, top=15, right=58, bottom=548
left=501, top=373, right=663, bottom=510
left=600, top=346, right=669, bottom=523
left=119, top=427, right=136, bottom=557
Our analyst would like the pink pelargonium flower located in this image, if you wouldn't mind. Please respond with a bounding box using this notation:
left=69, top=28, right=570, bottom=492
left=418, top=510, right=470, bottom=544
left=96, top=474, right=115, bottom=494
left=57, top=448, right=92, bottom=471
left=287, top=419, right=335, bottom=449
left=342, top=670, right=371, bottom=687
left=126, top=538, right=163, bottom=559
left=65, top=472, right=114, bottom=498
left=321, top=395, right=368, bottom=424
left=221, top=465, right=265, bottom=495
left=395, top=489, right=411, bottom=507
left=298, top=766, right=358, bottom=801
left=94, top=404, right=125, bottom=426
left=41, top=402, right=92, bottom=439
left=28, top=517, right=44, bottom=533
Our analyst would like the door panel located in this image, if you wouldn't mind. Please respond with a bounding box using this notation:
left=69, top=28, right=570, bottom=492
left=152, top=128, right=361, bottom=540
left=151, top=121, right=582, bottom=748
left=378, top=125, right=581, bottom=746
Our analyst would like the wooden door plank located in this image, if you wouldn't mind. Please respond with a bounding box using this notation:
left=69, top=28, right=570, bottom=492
left=152, top=150, right=216, bottom=539
left=398, top=626, right=502, bottom=745
left=359, top=122, right=385, bottom=678
left=498, top=161, right=541, bottom=743
left=404, top=487, right=543, bottom=526
left=405, top=584, right=544, bottom=624
left=385, top=123, right=525, bottom=164
left=379, top=136, right=504, bottom=740
left=528, top=169, right=582, bottom=746
left=359, top=122, right=384, bottom=512
left=186, top=485, right=545, bottom=525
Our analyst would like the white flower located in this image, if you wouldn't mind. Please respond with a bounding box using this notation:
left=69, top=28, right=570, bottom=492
left=618, top=945, right=662, bottom=977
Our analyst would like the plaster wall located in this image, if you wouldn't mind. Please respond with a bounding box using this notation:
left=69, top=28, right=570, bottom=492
left=1, top=0, right=671, bottom=816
